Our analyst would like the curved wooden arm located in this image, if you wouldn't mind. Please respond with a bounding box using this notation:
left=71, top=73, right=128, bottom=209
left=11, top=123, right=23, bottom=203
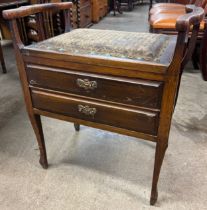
left=3, top=2, right=73, bottom=20
left=176, top=5, right=204, bottom=31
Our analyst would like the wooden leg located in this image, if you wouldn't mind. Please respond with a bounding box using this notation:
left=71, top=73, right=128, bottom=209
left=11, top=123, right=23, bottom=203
left=74, top=123, right=80, bottom=131
left=149, top=0, right=153, bottom=10
left=192, top=46, right=200, bottom=70
left=0, top=41, right=6, bottom=73
left=30, top=114, right=48, bottom=169
left=113, top=0, right=116, bottom=16
left=200, top=26, right=207, bottom=81
left=128, top=0, right=133, bottom=11
left=117, top=0, right=122, bottom=14
left=150, top=142, right=168, bottom=205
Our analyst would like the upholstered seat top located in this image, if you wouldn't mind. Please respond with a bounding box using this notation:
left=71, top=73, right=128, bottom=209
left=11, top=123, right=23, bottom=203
left=28, top=29, right=175, bottom=64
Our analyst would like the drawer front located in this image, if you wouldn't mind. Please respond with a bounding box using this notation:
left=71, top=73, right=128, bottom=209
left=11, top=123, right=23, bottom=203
left=26, top=65, right=163, bottom=109
left=31, top=90, right=159, bottom=136
left=79, top=5, right=92, bottom=28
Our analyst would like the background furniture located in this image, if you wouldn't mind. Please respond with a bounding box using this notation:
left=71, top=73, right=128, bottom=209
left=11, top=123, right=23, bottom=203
left=75, top=0, right=92, bottom=28
left=201, top=20, right=207, bottom=80
left=121, top=0, right=139, bottom=11
left=108, top=0, right=122, bottom=15
left=155, top=0, right=189, bottom=2
left=171, top=0, right=190, bottom=3
left=92, top=0, right=108, bottom=23
left=3, top=3, right=204, bottom=205
left=30, top=0, right=92, bottom=28
left=0, top=0, right=28, bottom=73
left=149, top=0, right=207, bottom=72
left=150, top=0, right=192, bottom=9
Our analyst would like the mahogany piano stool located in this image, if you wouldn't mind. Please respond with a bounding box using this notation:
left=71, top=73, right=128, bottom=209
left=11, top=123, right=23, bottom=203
left=3, top=3, right=204, bottom=205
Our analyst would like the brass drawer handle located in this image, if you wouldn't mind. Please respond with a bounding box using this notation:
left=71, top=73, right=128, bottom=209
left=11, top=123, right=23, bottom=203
left=30, top=80, right=37, bottom=85
left=77, top=78, right=97, bottom=90
left=78, top=105, right=97, bottom=116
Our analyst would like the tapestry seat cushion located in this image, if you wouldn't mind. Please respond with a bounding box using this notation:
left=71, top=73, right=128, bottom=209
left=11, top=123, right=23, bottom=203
left=28, top=29, right=176, bottom=64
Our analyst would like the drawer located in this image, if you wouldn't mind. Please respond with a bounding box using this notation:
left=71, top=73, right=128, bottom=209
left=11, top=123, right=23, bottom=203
left=31, top=90, right=159, bottom=136
left=79, top=5, right=92, bottom=27
left=26, top=65, right=163, bottom=109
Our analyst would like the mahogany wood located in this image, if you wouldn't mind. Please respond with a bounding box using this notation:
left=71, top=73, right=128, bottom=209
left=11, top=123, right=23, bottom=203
left=2, top=3, right=204, bottom=205
left=26, top=65, right=164, bottom=109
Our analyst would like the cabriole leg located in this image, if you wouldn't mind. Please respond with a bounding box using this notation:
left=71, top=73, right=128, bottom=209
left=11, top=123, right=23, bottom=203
left=30, top=114, right=48, bottom=169
left=150, top=142, right=168, bottom=205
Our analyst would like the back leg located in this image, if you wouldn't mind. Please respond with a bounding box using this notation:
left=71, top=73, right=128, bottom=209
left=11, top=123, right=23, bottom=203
left=150, top=142, right=168, bottom=205
left=0, top=41, right=6, bottom=73
left=192, top=45, right=200, bottom=70
left=74, top=123, right=80, bottom=131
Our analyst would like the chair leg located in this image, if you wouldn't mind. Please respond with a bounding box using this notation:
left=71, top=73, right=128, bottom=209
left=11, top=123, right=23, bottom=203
left=192, top=46, right=200, bottom=70
left=74, top=123, right=80, bottom=131
left=149, top=0, right=153, bottom=10
left=128, top=0, right=133, bottom=11
left=200, top=25, right=207, bottom=81
left=0, top=42, right=6, bottom=73
left=31, top=114, right=48, bottom=169
left=150, top=142, right=168, bottom=205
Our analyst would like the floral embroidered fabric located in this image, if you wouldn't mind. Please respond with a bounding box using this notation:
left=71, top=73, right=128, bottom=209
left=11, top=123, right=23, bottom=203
left=28, top=29, right=172, bottom=63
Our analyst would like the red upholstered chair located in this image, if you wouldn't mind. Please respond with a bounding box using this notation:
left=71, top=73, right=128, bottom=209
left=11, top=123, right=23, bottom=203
left=149, top=0, right=207, bottom=32
left=149, top=0, right=207, bottom=71
left=151, top=0, right=196, bottom=9
left=150, top=0, right=206, bottom=17
left=150, top=0, right=198, bottom=16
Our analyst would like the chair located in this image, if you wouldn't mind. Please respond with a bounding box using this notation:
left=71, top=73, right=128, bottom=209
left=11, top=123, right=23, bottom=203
left=149, top=0, right=207, bottom=32
left=108, top=0, right=122, bottom=16
left=149, top=0, right=207, bottom=70
left=150, top=0, right=197, bottom=15
left=151, top=0, right=196, bottom=10
left=0, top=0, right=29, bottom=73
left=3, top=3, right=204, bottom=205
left=121, top=0, right=139, bottom=11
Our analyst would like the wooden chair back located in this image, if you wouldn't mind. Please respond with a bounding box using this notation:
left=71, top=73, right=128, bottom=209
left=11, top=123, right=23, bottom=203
left=3, top=2, right=72, bottom=45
